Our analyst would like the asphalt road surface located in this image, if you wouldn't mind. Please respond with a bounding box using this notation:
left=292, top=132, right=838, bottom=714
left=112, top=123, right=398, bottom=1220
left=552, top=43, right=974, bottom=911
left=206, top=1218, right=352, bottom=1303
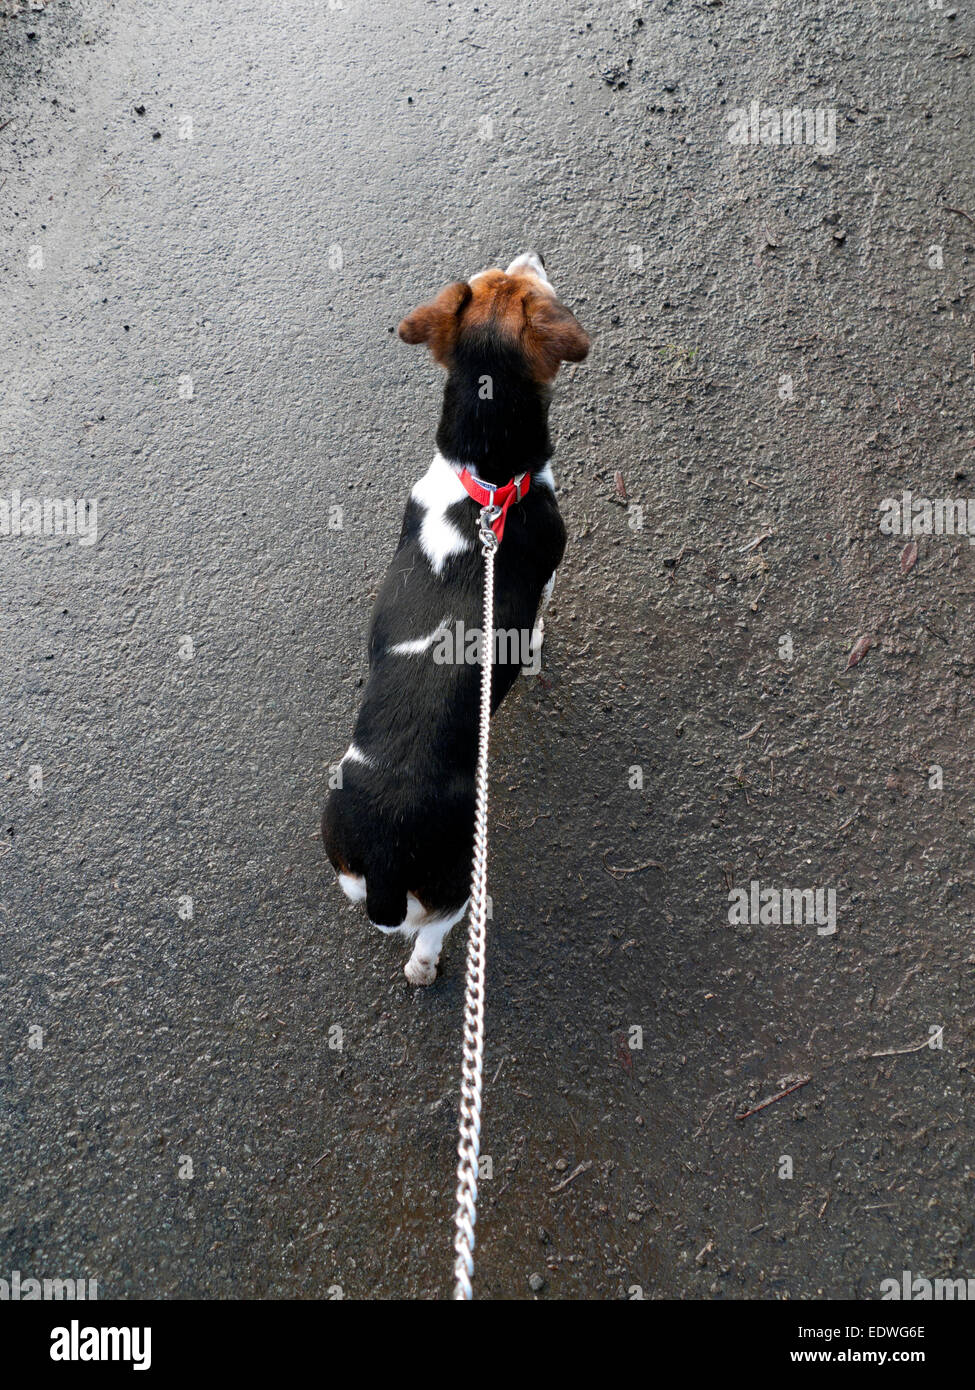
left=1, top=0, right=973, bottom=1300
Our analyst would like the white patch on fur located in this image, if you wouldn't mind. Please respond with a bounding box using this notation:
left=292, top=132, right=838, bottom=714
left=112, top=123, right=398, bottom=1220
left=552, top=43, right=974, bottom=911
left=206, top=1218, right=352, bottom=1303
left=342, top=743, right=370, bottom=765
left=535, top=462, right=556, bottom=491
left=523, top=616, right=544, bottom=677
left=522, top=571, right=556, bottom=676
left=388, top=619, right=451, bottom=657
left=338, top=872, right=367, bottom=904
left=371, top=892, right=443, bottom=935
left=410, top=454, right=555, bottom=576
left=411, top=453, right=472, bottom=575
left=504, top=251, right=554, bottom=294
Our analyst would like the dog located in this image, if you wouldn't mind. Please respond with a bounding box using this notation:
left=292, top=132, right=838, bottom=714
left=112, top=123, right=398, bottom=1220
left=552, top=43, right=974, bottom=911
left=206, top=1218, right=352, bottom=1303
left=322, top=252, right=589, bottom=984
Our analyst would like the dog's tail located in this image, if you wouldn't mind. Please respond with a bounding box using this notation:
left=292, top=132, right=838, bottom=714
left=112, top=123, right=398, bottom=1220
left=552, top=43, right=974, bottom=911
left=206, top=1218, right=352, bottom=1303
left=323, top=789, right=412, bottom=928
left=365, top=876, right=409, bottom=930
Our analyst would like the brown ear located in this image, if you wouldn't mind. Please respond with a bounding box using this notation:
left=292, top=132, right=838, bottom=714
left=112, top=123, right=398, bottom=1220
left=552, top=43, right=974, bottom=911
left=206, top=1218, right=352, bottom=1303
left=398, top=280, right=472, bottom=363
left=525, top=297, right=590, bottom=380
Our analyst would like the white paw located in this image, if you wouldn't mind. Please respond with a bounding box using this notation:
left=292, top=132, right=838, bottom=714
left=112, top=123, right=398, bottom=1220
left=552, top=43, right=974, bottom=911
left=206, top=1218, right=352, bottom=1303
left=404, top=955, right=437, bottom=986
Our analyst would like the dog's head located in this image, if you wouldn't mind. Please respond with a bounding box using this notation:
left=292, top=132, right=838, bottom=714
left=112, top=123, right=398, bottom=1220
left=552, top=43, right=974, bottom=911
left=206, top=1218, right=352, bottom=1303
left=398, top=253, right=589, bottom=382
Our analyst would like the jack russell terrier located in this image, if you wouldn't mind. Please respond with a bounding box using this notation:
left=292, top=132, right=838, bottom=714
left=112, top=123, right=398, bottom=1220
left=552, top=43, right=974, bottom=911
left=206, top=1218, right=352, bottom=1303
left=322, top=253, right=589, bottom=984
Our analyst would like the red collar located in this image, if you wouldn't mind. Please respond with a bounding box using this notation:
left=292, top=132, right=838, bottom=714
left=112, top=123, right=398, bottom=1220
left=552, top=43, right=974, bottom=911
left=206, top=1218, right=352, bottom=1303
left=457, top=467, right=530, bottom=543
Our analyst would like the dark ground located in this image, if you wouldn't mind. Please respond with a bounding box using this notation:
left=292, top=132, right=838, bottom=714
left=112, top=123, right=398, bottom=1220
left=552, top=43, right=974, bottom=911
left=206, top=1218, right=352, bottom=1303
left=1, top=0, right=973, bottom=1300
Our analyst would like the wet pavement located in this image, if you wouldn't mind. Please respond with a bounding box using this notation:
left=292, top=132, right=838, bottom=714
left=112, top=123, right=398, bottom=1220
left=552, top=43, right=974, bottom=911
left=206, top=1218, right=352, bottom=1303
left=1, top=0, right=973, bottom=1299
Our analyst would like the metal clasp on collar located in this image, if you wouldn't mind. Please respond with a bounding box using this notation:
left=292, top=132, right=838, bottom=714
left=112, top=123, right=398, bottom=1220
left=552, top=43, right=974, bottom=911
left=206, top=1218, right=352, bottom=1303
left=478, top=503, right=501, bottom=553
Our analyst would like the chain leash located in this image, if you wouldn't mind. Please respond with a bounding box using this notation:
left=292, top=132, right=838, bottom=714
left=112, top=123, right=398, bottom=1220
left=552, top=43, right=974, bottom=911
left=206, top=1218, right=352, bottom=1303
left=452, top=504, right=500, bottom=1300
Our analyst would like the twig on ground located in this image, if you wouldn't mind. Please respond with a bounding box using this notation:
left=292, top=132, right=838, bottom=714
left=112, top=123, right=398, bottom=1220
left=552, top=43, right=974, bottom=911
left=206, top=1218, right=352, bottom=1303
left=549, top=1159, right=592, bottom=1194
left=869, top=1029, right=942, bottom=1059
left=738, top=531, right=774, bottom=554
left=730, top=1024, right=943, bottom=1127
left=736, top=1076, right=811, bottom=1121
left=602, top=851, right=665, bottom=877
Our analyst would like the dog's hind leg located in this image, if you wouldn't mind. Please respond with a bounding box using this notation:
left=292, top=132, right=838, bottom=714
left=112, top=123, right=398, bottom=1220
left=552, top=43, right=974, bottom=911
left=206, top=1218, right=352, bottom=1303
left=404, top=899, right=469, bottom=986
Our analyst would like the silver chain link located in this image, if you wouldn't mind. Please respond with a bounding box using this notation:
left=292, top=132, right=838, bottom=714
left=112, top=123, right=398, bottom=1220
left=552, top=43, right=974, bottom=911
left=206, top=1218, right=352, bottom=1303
left=452, top=504, right=500, bottom=1300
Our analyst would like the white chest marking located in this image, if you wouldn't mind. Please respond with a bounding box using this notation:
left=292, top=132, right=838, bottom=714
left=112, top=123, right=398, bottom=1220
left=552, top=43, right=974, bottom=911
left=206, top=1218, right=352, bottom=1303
left=409, top=453, right=555, bottom=575
left=410, top=453, right=472, bottom=575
